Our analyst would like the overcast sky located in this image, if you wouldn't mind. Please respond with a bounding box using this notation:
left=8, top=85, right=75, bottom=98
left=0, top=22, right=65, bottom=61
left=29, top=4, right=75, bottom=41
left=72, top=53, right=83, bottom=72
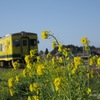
left=0, top=0, right=100, bottom=51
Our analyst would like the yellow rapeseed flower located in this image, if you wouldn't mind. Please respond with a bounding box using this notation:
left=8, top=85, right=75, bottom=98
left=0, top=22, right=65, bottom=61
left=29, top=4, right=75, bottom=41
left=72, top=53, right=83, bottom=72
left=8, top=77, right=13, bottom=88
left=92, top=55, right=98, bottom=61
left=15, top=75, right=19, bottom=83
left=66, top=57, right=70, bottom=61
left=28, top=96, right=31, bottom=100
left=74, top=56, right=82, bottom=67
left=89, top=55, right=98, bottom=66
left=55, top=86, right=59, bottom=91
left=71, top=68, right=77, bottom=74
left=54, top=78, right=61, bottom=91
left=46, top=52, right=52, bottom=58
left=58, top=45, right=63, bottom=52
left=97, top=57, right=100, bottom=67
left=37, top=68, right=43, bottom=76
left=33, top=96, right=39, bottom=100
left=59, top=57, right=63, bottom=63
left=29, top=84, right=33, bottom=92
left=25, top=55, right=31, bottom=64
left=26, top=63, right=32, bottom=69
left=30, top=49, right=37, bottom=57
left=33, top=83, right=38, bottom=88
left=62, top=48, right=69, bottom=57
left=54, top=78, right=61, bottom=86
left=89, top=58, right=94, bottom=66
left=87, top=88, right=91, bottom=94
left=37, top=64, right=45, bottom=75
left=52, top=41, right=56, bottom=48
left=33, top=83, right=40, bottom=94
left=29, top=83, right=39, bottom=94
left=41, top=31, right=49, bottom=39
left=86, top=73, right=89, bottom=78
left=37, top=56, right=40, bottom=61
left=90, top=70, right=94, bottom=78
left=52, top=57, right=55, bottom=65
left=22, top=69, right=26, bottom=77
left=81, top=37, right=88, bottom=45
left=9, top=89, right=14, bottom=96
left=64, top=51, right=69, bottom=57
left=12, top=60, right=20, bottom=70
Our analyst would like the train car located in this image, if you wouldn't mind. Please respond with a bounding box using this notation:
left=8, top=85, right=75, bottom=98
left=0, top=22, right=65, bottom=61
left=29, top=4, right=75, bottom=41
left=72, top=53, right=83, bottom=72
left=0, top=31, right=38, bottom=67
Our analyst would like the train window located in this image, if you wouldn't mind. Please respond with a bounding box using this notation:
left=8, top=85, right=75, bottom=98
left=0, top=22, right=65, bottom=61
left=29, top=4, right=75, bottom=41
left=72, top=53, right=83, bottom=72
left=23, top=40, right=27, bottom=46
left=30, top=39, right=37, bottom=46
left=0, top=44, right=5, bottom=51
left=2, top=44, right=5, bottom=52
left=0, top=44, right=2, bottom=51
left=13, top=39, right=20, bottom=46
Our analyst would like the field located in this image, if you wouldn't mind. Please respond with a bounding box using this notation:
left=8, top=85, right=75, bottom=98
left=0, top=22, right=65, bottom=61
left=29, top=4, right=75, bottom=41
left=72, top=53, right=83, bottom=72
left=0, top=67, right=100, bottom=100
left=0, top=31, right=100, bottom=100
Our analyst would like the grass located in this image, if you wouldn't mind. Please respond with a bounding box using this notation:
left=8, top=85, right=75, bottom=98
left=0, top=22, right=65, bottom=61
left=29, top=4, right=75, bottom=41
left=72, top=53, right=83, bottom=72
left=0, top=68, right=100, bottom=100
left=0, top=68, right=22, bottom=100
left=0, top=68, right=22, bottom=79
left=89, top=72, right=100, bottom=100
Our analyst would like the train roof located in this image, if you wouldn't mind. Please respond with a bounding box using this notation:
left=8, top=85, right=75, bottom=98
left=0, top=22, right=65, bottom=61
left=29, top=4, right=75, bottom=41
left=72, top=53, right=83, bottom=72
left=2, top=31, right=37, bottom=38
left=11, top=31, right=37, bottom=36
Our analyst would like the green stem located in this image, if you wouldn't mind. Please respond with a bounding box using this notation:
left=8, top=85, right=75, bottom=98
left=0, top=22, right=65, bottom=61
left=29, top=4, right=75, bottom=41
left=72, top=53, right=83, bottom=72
left=48, top=34, right=59, bottom=45
left=68, top=72, right=72, bottom=100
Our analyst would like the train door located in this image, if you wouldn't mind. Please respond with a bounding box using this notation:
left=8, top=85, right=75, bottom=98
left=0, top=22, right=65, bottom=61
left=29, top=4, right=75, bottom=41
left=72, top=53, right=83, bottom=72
left=21, top=37, right=30, bottom=56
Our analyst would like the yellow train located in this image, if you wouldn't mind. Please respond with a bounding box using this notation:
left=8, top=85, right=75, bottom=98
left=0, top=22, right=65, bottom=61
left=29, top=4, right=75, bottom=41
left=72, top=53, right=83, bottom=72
left=0, top=31, right=38, bottom=67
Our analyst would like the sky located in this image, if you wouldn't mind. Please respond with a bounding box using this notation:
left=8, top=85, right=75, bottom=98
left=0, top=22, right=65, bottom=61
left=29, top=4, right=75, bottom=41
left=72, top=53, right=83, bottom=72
left=0, top=0, right=100, bottom=52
